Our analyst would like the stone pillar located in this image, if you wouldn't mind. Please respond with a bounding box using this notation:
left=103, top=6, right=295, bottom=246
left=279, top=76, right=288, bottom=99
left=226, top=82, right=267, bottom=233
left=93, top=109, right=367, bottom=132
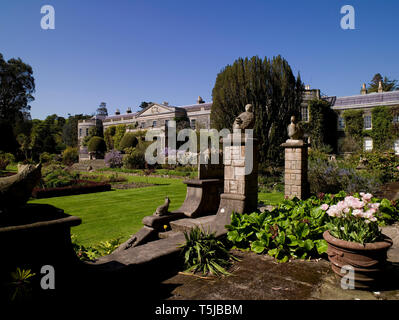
left=281, top=139, right=309, bottom=199
left=215, top=134, right=258, bottom=229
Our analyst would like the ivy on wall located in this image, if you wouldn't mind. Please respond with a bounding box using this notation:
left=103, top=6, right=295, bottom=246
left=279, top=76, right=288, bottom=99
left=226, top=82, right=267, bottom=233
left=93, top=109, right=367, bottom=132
left=302, top=99, right=337, bottom=151
left=341, top=106, right=399, bottom=152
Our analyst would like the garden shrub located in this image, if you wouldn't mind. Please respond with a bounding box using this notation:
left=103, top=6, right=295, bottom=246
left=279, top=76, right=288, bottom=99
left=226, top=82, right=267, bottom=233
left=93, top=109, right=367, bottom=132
left=88, top=136, right=107, bottom=153
left=357, top=150, right=399, bottom=183
left=32, top=180, right=111, bottom=198
left=71, top=235, right=122, bottom=261
left=123, top=149, right=146, bottom=169
left=308, top=157, right=381, bottom=195
left=62, top=147, right=78, bottom=165
left=40, top=167, right=79, bottom=188
left=113, top=125, right=127, bottom=150
left=0, top=152, right=15, bottom=170
left=119, top=132, right=139, bottom=150
left=104, top=150, right=123, bottom=168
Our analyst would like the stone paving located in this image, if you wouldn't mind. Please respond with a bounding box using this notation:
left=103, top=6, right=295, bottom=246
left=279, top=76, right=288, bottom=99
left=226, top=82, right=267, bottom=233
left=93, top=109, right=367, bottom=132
left=160, top=223, right=399, bottom=300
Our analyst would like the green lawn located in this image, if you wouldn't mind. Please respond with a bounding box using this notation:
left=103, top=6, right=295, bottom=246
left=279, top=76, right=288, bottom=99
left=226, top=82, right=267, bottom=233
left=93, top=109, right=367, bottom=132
left=29, top=173, right=284, bottom=246
left=29, top=175, right=187, bottom=246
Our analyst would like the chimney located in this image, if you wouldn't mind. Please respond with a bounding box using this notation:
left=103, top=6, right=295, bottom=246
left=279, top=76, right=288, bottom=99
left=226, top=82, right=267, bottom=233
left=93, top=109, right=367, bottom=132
left=126, top=107, right=132, bottom=114
left=304, top=85, right=310, bottom=90
left=115, top=109, right=120, bottom=115
left=378, top=80, right=383, bottom=93
left=361, top=83, right=367, bottom=95
left=197, top=96, right=205, bottom=104
left=163, top=101, right=169, bottom=106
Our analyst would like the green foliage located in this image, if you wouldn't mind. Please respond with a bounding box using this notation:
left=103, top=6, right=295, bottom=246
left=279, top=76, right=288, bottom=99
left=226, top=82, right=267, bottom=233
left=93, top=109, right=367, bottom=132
left=113, top=125, right=127, bottom=150
left=342, top=110, right=364, bottom=145
left=62, top=114, right=92, bottom=148
left=123, top=148, right=146, bottom=169
left=211, top=55, right=303, bottom=166
left=71, top=235, right=122, bottom=261
left=0, top=151, right=15, bottom=170
left=62, top=146, right=79, bottom=165
left=82, top=126, right=103, bottom=147
left=357, top=150, right=399, bottom=183
left=41, top=166, right=79, bottom=188
left=119, top=132, right=139, bottom=150
left=304, top=99, right=337, bottom=151
left=226, top=196, right=333, bottom=262
left=104, top=125, right=116, bottom=150
left=87, top=136, right=106, bottom=153
left=367, top=73, right=398, bottom=93
left=179, top=227, right=239, bottom=276
left=0, top=54, right=35, bottom=154
left=370, top=106, right=395, bottom=150
left=308, top=155, right=382, bottom=194
left=8, top=267, right=36, bottom=302
left=226, top=191, right=399, bottom=262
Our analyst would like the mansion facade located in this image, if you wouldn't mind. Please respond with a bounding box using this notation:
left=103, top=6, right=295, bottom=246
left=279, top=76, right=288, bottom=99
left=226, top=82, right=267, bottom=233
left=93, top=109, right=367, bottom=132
left=78, top=84, right=399, bottom=161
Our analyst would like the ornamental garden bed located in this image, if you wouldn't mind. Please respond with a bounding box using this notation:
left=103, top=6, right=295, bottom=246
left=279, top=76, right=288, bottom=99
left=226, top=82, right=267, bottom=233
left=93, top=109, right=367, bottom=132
left=32, top=180, right=112, bottom=198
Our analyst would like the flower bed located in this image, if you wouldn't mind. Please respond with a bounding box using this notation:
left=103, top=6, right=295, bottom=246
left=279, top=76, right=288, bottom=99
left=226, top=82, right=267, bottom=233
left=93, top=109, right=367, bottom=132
left=32, top=180, right=112, bottom=198
left=226, top=191, right=399, bottom=263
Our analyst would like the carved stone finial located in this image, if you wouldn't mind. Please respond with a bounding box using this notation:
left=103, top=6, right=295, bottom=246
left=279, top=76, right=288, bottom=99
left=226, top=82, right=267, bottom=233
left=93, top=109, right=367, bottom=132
left=287, top=115, right=304, bottom=140
left=232, top=104, right=255, bottom=130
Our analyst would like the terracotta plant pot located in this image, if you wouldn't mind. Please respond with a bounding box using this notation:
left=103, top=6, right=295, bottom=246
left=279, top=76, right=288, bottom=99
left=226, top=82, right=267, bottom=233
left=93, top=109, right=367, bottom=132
left=323, top=230, right=393, bottom=289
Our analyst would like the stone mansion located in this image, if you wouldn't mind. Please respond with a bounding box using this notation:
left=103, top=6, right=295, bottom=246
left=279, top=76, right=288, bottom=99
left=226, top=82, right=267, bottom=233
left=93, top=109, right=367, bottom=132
left=78, top=84, right=399, bottom=160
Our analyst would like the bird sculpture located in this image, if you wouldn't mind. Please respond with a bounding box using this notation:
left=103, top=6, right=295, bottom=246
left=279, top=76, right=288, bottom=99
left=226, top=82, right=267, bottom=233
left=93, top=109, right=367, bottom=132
left=233, top=104, right=255, bottom=130
left=0, top=163, right=42, bottom=211
left=154, top=196, right=171, bottom=216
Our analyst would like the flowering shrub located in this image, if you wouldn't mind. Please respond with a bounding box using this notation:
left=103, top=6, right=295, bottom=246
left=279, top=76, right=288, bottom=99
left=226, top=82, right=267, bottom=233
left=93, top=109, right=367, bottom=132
left=358, top=151, right=399, bottom=183
left=308, top=158, right=381, bottom=194
left=325, top=193, right=385, bottom=244
left=104, top=150, right=123, bottom=168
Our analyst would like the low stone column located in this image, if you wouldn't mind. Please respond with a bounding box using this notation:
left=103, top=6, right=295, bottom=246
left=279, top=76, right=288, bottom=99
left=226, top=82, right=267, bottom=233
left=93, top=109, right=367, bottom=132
left=281, top=139, right=309, bottom=199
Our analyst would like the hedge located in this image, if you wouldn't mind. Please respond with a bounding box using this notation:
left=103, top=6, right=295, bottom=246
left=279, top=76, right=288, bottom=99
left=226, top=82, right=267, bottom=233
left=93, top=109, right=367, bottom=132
left=32, top=180, right=112, bottom=198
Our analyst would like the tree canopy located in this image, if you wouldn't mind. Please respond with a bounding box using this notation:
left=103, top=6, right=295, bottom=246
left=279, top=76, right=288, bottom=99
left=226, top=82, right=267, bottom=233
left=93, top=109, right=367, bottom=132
left=211, top=55, right=303, bottom=165
left=367, top=73, right=398, bottom=93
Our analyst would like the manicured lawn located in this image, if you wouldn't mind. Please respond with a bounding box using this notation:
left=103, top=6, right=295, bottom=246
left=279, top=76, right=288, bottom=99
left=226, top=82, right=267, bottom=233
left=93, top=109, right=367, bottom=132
left=258, top=192, right=285, bottom=205
left=29, top=172, right=284, bottom=246
left=29, top=175, right=187, bottom=246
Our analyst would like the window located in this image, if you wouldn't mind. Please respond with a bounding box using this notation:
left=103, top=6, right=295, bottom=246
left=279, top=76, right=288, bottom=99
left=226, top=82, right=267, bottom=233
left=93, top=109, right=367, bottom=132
left=85, top=128, right=89, bottom=136
left=301, top=106, right=309, bottom=122
left=338, top=116, right=345, bottom=130
left=364, top=115, right=372, bottom=130
left=152, top=120, right=157, bottom=127
left=394, top=140, right=399, bottom=155
left=394, top=114, right=399, bottom=123
left=79, top=128, right=82, bottom=137
left=140, top=122, right=145, bottom=129
left=364, top=137, right=373, bottom=151
left=190, top=119, right=196, bottom=129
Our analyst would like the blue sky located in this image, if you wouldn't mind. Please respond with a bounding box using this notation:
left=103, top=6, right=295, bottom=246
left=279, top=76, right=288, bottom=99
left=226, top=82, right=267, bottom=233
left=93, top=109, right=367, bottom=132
left=0, top=0, right=398, bottom=119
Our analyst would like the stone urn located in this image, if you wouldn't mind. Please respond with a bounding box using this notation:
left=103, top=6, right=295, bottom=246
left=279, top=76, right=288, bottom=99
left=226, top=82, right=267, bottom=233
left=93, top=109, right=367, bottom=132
left=323, top=230, right=393, bottom=289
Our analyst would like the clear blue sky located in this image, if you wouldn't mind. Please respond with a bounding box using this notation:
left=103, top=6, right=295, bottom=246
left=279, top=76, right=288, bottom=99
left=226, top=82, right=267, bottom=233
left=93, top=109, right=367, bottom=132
left=0, top=0, right=398, bottom=119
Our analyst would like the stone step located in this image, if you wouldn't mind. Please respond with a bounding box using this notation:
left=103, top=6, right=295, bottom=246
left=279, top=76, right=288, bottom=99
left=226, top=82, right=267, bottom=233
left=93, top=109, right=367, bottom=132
left=158, top=230, right=181, bottom=239
left=169, top=215, right=216, bottom=233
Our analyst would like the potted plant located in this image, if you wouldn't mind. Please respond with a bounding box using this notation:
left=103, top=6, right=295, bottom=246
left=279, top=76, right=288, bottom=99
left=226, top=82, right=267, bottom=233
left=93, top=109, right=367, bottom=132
left=322, top=193, right=393, bottom=289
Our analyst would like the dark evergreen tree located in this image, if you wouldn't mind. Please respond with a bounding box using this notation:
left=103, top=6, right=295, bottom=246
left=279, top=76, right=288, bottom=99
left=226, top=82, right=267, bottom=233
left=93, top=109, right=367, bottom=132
left=211, top=55, right=304, bottom=165
left=96, top=102, right=108, bottom=116
left=367, top=73, right=398, bottom=92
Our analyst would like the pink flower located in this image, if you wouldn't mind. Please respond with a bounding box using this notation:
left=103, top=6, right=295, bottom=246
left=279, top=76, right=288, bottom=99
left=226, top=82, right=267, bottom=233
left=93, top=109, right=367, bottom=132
left=320, top=204, right=329, bottom=211
left=352, top=209, right=364, bottom=217
left=361, top=193, right=373, bottom=202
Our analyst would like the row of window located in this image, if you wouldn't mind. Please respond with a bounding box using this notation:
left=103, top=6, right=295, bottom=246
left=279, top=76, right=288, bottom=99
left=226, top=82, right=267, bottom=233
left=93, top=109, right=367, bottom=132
left=363, top=137, right=399, bottom=154
left=79, top=128, right=89, bottom=137
left=301, top=106, right=399, bottom=130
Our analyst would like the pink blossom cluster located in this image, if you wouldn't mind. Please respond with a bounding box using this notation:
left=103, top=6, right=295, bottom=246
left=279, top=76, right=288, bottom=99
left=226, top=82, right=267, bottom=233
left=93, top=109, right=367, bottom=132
left=320, top=193, right=380, bottom=223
